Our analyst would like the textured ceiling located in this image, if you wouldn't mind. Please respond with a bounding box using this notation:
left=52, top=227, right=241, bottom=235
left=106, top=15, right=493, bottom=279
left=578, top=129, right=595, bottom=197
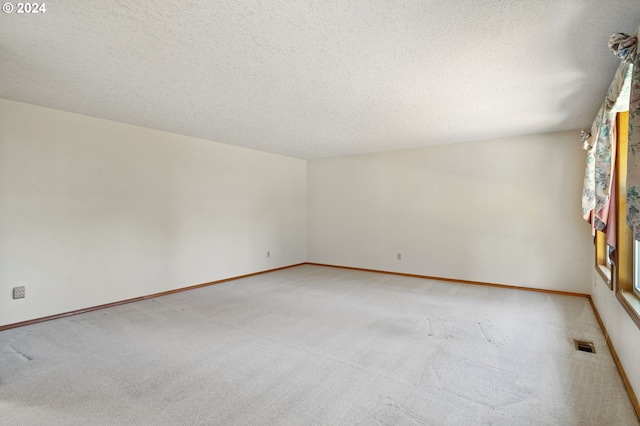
left=2, top=1, right=640, bottom=159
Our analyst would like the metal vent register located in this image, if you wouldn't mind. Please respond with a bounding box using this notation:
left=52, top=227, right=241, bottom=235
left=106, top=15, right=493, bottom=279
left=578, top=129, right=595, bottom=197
left=574, top=340, right=596, bottom=354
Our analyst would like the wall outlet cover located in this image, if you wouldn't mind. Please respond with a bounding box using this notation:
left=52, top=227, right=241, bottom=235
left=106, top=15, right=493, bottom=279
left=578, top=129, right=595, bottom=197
left=13, top=286, right=25, bottom=299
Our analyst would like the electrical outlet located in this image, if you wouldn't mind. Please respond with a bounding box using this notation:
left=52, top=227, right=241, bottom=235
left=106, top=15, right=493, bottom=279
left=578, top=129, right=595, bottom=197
left=267, top=251, right=270, bottom=258
left=13, top=286, right=25, bottom=299
left=397, top=253, right=402, bottom=260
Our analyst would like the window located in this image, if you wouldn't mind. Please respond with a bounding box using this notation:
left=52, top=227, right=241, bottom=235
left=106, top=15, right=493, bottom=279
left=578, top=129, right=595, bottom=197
left=595, top=229, right=612, bottom=288
left=614, top=111, right=640, bottom=329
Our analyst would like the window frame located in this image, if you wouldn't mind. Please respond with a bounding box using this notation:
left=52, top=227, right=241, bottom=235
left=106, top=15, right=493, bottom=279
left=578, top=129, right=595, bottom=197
left=633, top=240, right=640, bottom=297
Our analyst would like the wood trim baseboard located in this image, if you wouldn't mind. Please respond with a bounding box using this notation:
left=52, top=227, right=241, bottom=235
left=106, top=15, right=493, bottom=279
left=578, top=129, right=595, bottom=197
left=0, top=263, right=305, bottom=332
left=588, top=296, right=640, bottom=420
left=2, top=262, right=635, bottom=418
left=2, top=262, right=590, bottom=331
left=305, top=263, right=590, bottom=298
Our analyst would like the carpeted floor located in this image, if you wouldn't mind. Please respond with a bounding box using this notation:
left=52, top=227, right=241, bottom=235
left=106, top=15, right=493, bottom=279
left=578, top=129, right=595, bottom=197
left=0, top=264, right=638, bottom=425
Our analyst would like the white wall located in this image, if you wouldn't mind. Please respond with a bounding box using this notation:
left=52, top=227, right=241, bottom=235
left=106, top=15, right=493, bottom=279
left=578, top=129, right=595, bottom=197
left=0, top=99, right=306, bottom=326
left=592, top=271, right=640, bottom=406
left=307, top=131, right=593, bottom=293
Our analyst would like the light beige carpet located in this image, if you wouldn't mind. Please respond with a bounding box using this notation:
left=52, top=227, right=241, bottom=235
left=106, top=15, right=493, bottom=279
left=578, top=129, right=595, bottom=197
left=0, top=265, right=638, bottom=425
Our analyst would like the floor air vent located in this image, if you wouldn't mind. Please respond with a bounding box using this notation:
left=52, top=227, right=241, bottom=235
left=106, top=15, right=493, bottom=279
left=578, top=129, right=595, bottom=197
left=574, top=340, right=596, bottom=354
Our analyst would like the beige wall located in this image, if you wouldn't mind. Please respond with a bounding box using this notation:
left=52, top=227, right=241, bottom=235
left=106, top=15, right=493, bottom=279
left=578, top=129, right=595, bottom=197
left=592, top=271, right=640, bottom=406
left=0, top=99, right=307, bottom=326
left=307, top=131, right=593, bottom=293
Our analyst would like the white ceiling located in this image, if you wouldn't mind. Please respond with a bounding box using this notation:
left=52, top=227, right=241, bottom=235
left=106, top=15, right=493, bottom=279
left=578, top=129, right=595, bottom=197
left=2, top=1, right=640, bottom=159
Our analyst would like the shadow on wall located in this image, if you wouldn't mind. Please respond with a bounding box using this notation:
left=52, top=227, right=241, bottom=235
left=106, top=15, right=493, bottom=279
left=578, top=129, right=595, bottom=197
left=555, top=1, right=639, bottom=129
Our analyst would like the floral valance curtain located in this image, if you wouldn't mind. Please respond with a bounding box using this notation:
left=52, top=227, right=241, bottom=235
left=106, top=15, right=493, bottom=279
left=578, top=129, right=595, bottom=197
left=581, top=62, right=632, bottom=234
left=582, top=28, right=640, bottom=240
left=609, top=30, right=640, bottom=240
